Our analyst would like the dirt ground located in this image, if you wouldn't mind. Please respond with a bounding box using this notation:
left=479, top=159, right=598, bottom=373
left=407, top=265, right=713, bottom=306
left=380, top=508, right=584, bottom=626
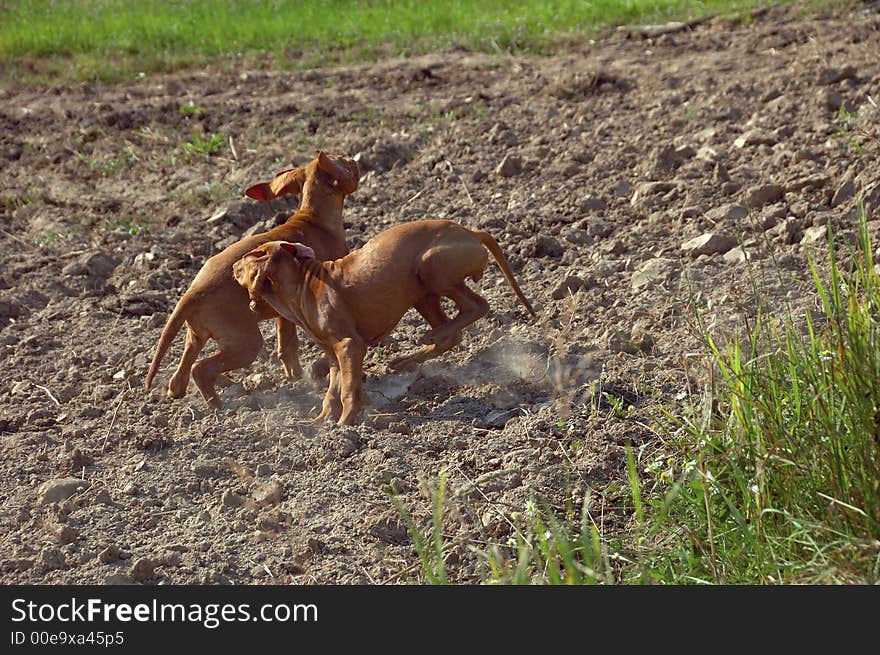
left=1, top=2, right=878, bottom=584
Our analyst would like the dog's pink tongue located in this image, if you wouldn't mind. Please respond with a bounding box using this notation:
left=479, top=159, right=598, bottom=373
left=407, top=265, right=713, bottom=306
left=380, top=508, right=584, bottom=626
left=249, top=300, right=257, bottom=312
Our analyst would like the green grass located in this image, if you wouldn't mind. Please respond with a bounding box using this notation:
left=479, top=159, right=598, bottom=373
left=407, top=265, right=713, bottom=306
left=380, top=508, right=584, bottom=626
left=397, top=212, right=880, bottom=584
left=0, top=0, right=826, bottom=82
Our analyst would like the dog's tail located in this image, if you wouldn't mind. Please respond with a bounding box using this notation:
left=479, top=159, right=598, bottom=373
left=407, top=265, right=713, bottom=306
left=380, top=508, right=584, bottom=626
left=144, top=297, right=189, bottom=391
left=475, top=230, right=538, bottom=318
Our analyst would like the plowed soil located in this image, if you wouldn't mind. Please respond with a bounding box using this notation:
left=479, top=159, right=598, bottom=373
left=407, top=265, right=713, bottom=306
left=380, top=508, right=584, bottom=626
left=1, top=2, right=878, bottom=583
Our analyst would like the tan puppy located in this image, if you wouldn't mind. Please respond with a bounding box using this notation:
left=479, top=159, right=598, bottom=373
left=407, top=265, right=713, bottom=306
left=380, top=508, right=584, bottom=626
left=145, top=151, right=359, bottom=405
left=232, top=220, right=537, bottom=425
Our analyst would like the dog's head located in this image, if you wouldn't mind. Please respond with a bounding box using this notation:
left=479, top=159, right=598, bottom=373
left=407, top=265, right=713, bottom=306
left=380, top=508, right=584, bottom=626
left=244, top=151, right=360, bottom=202
left=233, top=241, right=315, bottom=322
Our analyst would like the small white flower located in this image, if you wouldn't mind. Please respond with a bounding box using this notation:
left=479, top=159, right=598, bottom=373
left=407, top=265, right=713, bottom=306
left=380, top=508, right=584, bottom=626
left=750, top=484, right=760, bottom=495
left=543, top=530, right=552, bottom=541
left=684, top=460, right=698, bottom=476
left=524, top=500, right=537, bottom=517
left=506, top=537, right=517, bottom=548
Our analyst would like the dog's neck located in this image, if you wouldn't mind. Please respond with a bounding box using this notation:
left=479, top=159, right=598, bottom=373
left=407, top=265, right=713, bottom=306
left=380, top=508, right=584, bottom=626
left=297, top=186, right=346, bottom=243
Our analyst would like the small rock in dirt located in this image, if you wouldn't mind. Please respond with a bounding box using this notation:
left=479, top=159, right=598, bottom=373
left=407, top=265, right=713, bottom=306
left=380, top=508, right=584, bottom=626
left=129, top=557, right=155, bottom=582
left=474, top=469, right=522, bottom=493
left=255, top=463, right=271, bottom=477
left=681, top=233, right=737, bottom=257
left=551, top=275, right=592, bottom=300
left=366, top=511, right=409, bottom=545
left=93, top=488, right=113, bottom=506
left=577, top=216, right=613, bottom=238
left=744, top=184, right=784, bottom=209
left=630, top=320, right=655, bottom=353
left=630, top=181, right=677, bottom=207
left=631, top=258, right=678, bottom=290
left=256, top=516, right=281, bottom=533
left=252, top=477, right=285, bottom=507
left=372, top=374, right=415, bottom=401
left=607, top=328, right=639, bottom=355
left=644, top=144, right=693, bottom=177
left=721, top=181, right=741, bottom=196
left=191, top=459, right=225, bottom=479
left=221, top=489, right=245, bottom=508
left=772, top=218, right=803, bottom=245
left=487, top=122, right=518, bottom=147
left=613, top=179, right=633, bottom=198
left=696, top=145, right=725, bottom=163
left=733, top=129, right=777, bottom=149
left=723, top=247, right=750, bottom=264
left=354, top=138, right=412, bottom=173
left=818, top=65, right=857, bottom=85
left=37, top=547, right=66, bottom=571
left=61, top=251, right=118, bottom=279
left=69, top=448, right=93, bottom=472
left=820, top=88, right=845, bottom=111
left=479, top=409, right=517, bottom=429
left=98, top=545, right=126, bottom=564
left=495, top=154, right=523, bottom=177
left=524, top=235, right=563, bottom=258
left=332, top=436, right=358, bottom=459
left=561, top=227, right=592, bottom=245
left=53, top=525, right=79, bottom=545
left=38, top=477, right=86, bottom=505
left=761, top=205, right=787, bottom=231
left=122, top=482, right=140, bottom=496
left=831, top=178, right=856, bottom=208
left=705, top=203, right=748, bottom=223
left=802, top=225, right=828, bottom=245
left=579, top=195, right=607, bottom=212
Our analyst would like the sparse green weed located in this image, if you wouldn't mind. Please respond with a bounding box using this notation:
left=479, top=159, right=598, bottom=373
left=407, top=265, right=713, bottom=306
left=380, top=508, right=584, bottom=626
left=179, top=101, right=206, bottom=116
left=184, top=133, right=225, bottom=156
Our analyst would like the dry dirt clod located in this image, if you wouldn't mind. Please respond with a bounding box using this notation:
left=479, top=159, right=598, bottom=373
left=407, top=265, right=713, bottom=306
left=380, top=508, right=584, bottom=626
left=733, top=129, right=778, bottom=148
left=36, top=547, right=66, bottom=571
left=705, top=203, right=748, bottom=222
left=221, top=489, right=246, bottom=508
left=631, top=258, right=678, bottom=290
left=37, top=478, right=86, bottom=506
left=744, top=184, right=785, bottom=209
left=551, top=275, right=592, bottom=300
left=98, top=545, right=127, bottom=564
left=129, top=557, right=156, bottom=582
left=495, top=154, right=522, bottom=177
left=252, top=478, right=285, bottom=507
left=681, top=233, right=738, bottom=257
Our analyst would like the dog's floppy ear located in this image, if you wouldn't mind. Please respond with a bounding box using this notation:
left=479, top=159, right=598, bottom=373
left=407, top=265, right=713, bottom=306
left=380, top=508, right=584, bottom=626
left=279, top=242, right=315, bottom=259
left=316, top=151, right=359, bottom=195
left=245, top=167, right=305, bottom=201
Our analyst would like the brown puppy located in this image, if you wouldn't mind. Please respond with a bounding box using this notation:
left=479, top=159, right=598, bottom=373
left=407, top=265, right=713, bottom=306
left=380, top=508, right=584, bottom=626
left=232, top=220, right=537, bottom=425
left=145, top=151, right=359, bottom=406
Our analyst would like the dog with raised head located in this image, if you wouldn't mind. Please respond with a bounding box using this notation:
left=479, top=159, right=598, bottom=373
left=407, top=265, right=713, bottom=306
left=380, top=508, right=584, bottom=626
left=145, top=151, right=359, bottom=405
left=232, top=220, right=536, bottom=425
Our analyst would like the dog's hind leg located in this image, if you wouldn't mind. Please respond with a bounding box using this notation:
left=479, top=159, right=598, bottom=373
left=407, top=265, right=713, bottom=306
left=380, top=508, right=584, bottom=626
left=167, top=326, right=207, bottom=399
left=389, top=295, right=462, bottom=371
